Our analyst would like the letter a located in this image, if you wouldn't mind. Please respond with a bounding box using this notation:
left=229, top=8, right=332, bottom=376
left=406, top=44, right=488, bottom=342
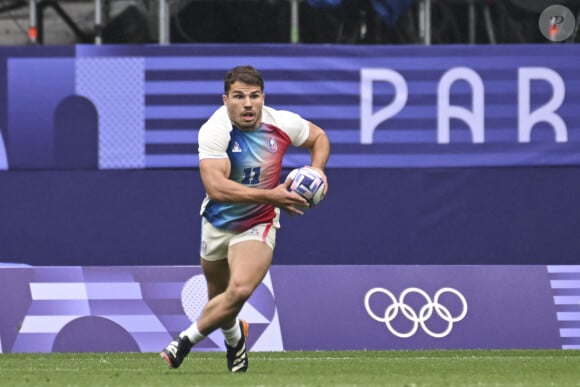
left=437, top=67, right=484, bottom=144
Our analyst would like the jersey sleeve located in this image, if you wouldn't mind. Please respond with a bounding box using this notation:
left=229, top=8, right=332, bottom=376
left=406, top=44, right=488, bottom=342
left=198, top=106, right=232, bottom=160
left=268, top=108, right=310, bottom=147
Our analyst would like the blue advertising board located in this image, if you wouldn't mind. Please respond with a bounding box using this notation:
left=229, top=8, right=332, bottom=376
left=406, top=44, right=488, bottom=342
left=1, top=44, right=580, bottom=170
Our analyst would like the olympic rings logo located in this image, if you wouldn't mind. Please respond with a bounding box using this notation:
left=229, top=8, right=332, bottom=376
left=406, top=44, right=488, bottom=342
left=364, top=287, right=468, bottom=338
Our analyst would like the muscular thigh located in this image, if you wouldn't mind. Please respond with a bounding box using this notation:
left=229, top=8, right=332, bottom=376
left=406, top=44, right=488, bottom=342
left=228, top=240, right=273, bottom=293
left=201, top=218, right=277, bottom=297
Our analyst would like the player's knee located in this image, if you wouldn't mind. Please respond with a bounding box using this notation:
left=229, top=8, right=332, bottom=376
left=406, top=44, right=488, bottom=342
left=226, top=282, right=254, bottom=305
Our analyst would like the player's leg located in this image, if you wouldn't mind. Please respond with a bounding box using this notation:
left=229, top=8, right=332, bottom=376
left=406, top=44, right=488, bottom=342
left=160, top=219, right=231, bottom=369
left=160, top=220, right=275, bottom=371
left=201, top=257, right=241, bottom=346
left=202, top=222, right=276, bottom=372
left=195, top=219, right=276, bottom=337
left=195, top=239, right=272, bottom=334
left=221, top=239, right=273, bottom=372
left=201, top=257, right=231, bottom=321
left=174, top=240, right=271, bottom=372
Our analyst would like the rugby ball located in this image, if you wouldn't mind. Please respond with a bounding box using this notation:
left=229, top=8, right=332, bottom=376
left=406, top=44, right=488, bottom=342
left=285, top=167, right=325, bottom=207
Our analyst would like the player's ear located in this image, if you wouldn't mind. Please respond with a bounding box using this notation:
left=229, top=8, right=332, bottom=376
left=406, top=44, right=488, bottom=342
left=222, top=94, right=227, bottom=105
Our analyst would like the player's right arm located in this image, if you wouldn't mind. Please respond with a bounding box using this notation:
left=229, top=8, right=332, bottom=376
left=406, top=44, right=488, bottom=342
left=199, top=157, right=307, bottom=215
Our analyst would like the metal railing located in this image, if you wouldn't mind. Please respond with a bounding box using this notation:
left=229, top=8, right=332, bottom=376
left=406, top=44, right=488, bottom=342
left=27, top=0, right=303, bottom=45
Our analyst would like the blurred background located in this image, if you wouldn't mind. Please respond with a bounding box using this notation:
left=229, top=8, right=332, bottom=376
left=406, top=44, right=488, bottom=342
left=0, top=0, right=578, bottom=46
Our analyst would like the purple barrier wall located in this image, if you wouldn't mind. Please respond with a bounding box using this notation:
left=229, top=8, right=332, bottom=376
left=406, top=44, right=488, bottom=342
left=2, top=167, right=580, bottom=266
left=0, top=265, right=574, bottom=353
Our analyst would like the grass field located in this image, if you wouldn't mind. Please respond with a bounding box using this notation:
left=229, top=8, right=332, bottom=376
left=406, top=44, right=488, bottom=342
left=1, top=350, right=579, bottom=386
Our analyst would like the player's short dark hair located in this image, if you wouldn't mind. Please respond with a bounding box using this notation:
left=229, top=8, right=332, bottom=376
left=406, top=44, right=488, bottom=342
left=224, top=65, right=264, bottom=94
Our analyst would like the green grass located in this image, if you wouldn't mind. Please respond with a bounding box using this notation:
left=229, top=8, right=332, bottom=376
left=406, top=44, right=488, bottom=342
left=1, top=350, right=580, bottom=386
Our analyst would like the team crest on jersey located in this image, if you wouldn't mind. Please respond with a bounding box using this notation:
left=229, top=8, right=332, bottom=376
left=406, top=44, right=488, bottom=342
left=232, top=141, right=242, bottom=153
left=268, top=137, right=278, bottom=152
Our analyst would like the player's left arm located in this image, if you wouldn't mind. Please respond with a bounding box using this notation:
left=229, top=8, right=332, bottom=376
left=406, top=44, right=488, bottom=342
left=300, top=121, right=330, bottom=194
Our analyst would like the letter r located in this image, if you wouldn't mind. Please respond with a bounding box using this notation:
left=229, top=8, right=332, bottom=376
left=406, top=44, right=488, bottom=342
left=518, top=67, right=567, bottom=143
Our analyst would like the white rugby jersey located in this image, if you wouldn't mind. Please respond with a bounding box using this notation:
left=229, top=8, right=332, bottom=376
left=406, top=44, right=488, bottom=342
left=198, top=105, right=309, bottom=232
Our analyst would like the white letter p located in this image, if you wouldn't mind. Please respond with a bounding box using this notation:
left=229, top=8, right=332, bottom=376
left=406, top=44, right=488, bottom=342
left=360, top=68, right=407, bottom=144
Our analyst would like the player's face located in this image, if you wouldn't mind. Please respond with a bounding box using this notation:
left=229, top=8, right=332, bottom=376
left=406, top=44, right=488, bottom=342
left=223, top=81, right=264, bottom=130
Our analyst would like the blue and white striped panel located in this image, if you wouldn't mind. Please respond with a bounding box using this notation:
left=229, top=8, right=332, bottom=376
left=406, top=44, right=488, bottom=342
left=141, top=45, right=580, bottom=169
left=547, top=265, right=580, bottom=349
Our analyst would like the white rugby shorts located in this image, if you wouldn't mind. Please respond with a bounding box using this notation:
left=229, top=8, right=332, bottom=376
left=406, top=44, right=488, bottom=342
left=200, top=217, right=278, bottom=261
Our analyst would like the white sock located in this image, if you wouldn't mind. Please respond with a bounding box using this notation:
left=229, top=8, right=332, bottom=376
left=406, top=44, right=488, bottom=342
left=222, top=320, right=242, bottom=347
left=180, top=322, right=206, bottom=345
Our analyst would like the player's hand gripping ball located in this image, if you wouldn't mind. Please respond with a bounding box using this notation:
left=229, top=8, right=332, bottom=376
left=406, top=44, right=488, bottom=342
left=285, top=167, right=325, bottom=207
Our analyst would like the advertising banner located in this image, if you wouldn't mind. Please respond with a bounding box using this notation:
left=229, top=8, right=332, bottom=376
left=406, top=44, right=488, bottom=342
left=0, top=44, right=579, bottom=170
left=0, top=265, right=570, bottom=353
